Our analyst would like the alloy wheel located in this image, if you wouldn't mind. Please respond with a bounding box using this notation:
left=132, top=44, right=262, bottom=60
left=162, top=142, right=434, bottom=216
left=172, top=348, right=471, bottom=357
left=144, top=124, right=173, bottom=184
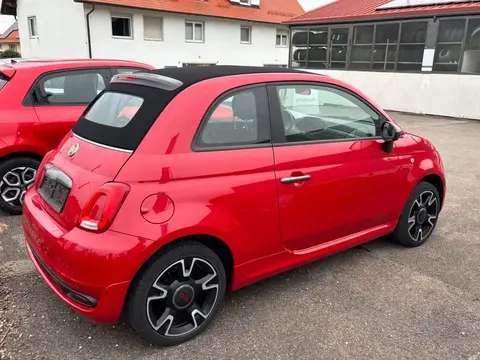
left=407, top=190, right=439, bottom=242
left=146, top=257, right=220, bottom=337
left=0, top=167, right=37, bottom=207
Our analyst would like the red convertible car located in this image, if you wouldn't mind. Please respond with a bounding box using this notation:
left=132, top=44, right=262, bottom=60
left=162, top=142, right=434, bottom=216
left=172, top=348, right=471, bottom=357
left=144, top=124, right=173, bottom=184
left=22, top=66, right=446, bottom=346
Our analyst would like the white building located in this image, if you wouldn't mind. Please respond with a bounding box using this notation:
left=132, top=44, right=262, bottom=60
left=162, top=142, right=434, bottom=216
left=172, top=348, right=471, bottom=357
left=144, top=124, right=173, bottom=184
left=0, top=0, right=304, bottom=68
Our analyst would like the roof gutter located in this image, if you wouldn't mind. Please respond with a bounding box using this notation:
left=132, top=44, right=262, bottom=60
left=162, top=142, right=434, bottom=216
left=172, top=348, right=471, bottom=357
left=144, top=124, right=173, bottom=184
left=86, top=4, right=96, bottom=58
left=284, top=8, right=480, bottom=26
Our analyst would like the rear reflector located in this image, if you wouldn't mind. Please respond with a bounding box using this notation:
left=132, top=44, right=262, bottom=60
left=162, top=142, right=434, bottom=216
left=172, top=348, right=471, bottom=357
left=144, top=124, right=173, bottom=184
left=78, top=182, right=130, bottom=233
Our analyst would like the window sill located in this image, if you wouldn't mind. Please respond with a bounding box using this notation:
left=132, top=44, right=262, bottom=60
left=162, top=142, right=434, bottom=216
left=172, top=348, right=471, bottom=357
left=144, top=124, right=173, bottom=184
left=240, top=41, right=252, bottom=45
left=144, top=38, right=164, bottom=42
left=112, top=36, right=134, bottom=40
left=186, top=39, right=204, bottom=43
left=275, top=45, right=288, bottom=48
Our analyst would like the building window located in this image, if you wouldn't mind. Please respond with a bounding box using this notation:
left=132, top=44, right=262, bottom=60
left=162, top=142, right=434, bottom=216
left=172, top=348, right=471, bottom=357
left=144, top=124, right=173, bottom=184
left=186, top=21, right=204, bottom=42
left=350, top=25, right=374, bottom=70
left=307, top=27, right=328, bottom=68
left=433, top=19, right=465, bottom=73
left=276, top=30, right=288, bottom=47
left=111, top=14, right=133, bottom=38
left=461, top=18, right=480, bottom=73
left=328, top=27, right=349, bottom=69
left=28, top=16, right=38, bottom=38
left=397, top=21, right=427, bottom=71
left=143, top=16, right=163, bottom=41
left=290, top=17, right=480, bottom=74
left=241, top=26, right=251, bottom=44
left=239, top=0, right=251, bottom=4
left=372, top=23, right=399, bottom=71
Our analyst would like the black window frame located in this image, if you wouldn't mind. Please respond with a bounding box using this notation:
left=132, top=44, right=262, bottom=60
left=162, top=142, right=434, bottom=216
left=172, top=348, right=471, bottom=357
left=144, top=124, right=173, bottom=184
left=289, top=15, right=480, bottom=75
left=266, top=81, right=387, bottom=146
left=23, top=67, right=112, bottom=107
left=191, top=84, right=272, bottom=152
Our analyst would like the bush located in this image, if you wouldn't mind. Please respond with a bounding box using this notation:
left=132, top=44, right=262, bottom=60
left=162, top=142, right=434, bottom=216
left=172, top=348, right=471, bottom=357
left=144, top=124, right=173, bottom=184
left=0, top=49, right=21, bottom=58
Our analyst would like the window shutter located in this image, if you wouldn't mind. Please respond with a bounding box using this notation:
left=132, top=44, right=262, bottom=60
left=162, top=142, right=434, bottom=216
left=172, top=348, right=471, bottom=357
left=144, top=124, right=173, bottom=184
left=144, top=16, right=163, bottom=40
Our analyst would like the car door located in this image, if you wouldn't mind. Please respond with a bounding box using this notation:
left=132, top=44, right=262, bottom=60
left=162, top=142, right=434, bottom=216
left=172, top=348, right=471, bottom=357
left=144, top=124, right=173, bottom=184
left=189, top=85, right=283, bottom=263
left=267, top=82, right=403, bottom=252
left=32, top=68, right=111, bottom=149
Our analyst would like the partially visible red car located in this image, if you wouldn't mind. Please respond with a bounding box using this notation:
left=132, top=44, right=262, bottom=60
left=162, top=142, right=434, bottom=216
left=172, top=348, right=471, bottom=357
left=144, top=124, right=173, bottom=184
left=22, top=66, right=446, bottom=346
left=0, top=59, right=154, bottom=214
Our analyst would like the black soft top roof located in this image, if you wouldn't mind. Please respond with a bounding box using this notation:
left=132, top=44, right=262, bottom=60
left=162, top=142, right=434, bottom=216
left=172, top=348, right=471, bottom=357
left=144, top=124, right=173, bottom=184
left=147, top=66, right=307, bottom=88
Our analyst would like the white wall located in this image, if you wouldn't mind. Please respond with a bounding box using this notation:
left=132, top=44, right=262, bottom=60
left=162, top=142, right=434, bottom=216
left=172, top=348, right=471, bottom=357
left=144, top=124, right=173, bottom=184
left=307, top=70, right=480, bottom=120
left=17, top=0, right=88, bottom=58
left=88, top=6, right=290, bottom=68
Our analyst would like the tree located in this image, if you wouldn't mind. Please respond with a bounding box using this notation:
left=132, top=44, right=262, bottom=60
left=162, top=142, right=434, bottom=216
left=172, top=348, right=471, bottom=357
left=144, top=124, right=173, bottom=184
left=0, top=49, right=21, bottom=58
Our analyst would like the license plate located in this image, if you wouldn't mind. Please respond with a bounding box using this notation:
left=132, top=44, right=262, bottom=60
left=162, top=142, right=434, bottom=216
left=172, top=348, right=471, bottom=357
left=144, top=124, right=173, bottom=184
left=38, top=174, right=70, bottom=213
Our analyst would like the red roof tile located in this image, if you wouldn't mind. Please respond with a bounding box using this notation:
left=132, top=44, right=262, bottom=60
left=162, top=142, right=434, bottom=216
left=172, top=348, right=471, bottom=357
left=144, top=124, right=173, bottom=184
left=0, top=29, right=19, bottom=43
left=285, top=0, right=480, bottom=24
left=76, top=0, right=304, bottom=24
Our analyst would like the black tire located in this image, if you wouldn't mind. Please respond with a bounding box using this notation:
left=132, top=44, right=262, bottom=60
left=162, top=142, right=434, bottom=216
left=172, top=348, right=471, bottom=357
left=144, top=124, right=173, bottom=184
left=392, top=181, right=441, bottom=247
left=127, top=242, right=227, bottom=346
left=0, top=157, right=40, bottom=215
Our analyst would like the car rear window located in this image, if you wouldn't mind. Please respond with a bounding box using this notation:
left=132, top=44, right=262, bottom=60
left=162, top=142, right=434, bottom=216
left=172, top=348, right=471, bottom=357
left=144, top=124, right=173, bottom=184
left=84, top=92, right=144, bottom=128
left=73, top=76, right=183, bottom=151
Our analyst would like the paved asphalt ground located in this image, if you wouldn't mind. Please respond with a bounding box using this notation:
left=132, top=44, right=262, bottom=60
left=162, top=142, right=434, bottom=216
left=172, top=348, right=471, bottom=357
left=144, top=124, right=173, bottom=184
left=1, top=113, right=480, bottom=360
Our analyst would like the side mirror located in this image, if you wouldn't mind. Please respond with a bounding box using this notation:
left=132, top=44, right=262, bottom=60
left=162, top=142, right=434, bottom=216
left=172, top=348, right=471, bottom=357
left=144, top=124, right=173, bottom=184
left=381, top=121, right=402, bottom=153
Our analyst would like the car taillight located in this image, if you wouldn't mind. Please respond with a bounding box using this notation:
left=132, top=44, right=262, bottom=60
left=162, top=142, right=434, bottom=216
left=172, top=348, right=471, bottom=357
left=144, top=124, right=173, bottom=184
left=78, top=182, right=130, bottom=233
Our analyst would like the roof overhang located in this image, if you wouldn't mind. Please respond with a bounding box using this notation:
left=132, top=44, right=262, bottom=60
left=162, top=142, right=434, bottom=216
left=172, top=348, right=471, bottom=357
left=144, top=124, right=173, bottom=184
left=74, top=0, right=293, bottom=25
left=284, top=8, right=480, bottom=26
left=0, top=0, right=17, bottom=16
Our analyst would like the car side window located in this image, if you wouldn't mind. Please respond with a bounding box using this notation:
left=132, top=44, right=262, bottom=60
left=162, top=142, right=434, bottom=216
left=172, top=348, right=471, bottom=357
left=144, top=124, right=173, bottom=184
left=195, top=86, right=270, bottom=149
left=38, top=70, right=107, bottom=105
left=275, top=84, right=380, bottom=143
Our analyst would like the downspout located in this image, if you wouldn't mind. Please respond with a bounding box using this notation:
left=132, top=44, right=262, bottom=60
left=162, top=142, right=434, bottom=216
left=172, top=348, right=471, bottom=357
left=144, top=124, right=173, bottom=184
left=86, top=4, right=95, bottom=58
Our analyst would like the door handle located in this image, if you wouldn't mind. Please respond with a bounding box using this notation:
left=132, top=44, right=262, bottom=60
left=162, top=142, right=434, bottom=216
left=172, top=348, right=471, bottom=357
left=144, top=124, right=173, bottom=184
left=280, top=175, right=311, bottom=184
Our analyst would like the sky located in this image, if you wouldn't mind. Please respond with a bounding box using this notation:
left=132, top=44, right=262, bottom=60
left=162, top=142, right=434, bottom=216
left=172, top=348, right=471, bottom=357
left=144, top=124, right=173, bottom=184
left=0, top=0, right=331, bottom=33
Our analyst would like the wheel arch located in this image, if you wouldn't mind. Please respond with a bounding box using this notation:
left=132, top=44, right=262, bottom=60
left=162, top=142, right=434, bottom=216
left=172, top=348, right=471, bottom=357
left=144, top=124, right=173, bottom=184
left=124, top=234, right=235, bottom=313
left=420, top=173, right=445, bottom=207
left=0, top=151, right=44, bottom=164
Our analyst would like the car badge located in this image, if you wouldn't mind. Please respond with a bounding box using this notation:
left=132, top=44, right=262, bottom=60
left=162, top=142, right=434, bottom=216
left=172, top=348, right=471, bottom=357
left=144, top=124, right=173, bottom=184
left=68, top=143, right=80, bottom=157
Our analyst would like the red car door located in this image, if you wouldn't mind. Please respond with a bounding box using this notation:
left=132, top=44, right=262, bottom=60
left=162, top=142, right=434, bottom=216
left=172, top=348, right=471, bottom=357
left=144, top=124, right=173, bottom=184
left=32, top=68, right=111, bottom=149
left=267, top=82, right=403, bottom=251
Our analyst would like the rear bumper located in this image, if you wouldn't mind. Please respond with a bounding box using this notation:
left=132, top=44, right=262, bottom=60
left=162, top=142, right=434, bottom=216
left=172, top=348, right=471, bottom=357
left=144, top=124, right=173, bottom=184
left=22, top=189, right=152, bottom=324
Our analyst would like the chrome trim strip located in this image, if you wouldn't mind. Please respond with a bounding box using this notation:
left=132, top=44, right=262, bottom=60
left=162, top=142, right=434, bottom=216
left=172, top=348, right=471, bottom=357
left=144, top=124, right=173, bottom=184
left=72, top=133, right=133, bottom=153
